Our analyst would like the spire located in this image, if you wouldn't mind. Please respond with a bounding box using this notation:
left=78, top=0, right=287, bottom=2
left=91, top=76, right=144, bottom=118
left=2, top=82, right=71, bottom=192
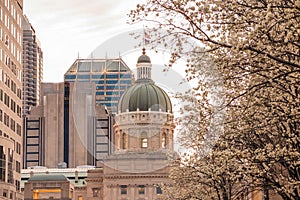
left=136, top=49, right=152, bottom=80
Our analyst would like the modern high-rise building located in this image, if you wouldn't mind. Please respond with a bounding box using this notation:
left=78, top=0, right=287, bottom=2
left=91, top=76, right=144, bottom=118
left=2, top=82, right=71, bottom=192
left=22, top=15, right=43, bottom=117
left=64, top=58, right=133, bottom=113
left=23, top=82, right=114, bottom=169
left=23, top=57, right=134, bottom=169
left=0, top=0, right=24, bottom=199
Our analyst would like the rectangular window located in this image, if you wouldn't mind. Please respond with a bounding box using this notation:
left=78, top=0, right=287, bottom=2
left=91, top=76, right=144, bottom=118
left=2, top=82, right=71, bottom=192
left=92, top=75, right=104, bottom=79
left=0, top=145, right=5, bottom=181
left=106, top=85, right=118, bottom=90
left=96, top=86, right=104, bottom=91
left=106, top=80, right=118, bottom=84
left=138, top=185, right=145, bottom=195
left=120, top=79, right=132, bottom=84
left=156, top=186, right=163, bottom=194
left=120, top=74, right=131, bottom=78
left=92, top=188, right=100, bottom=197
left=15, top=161, right=20, bottom=173
left=120, top=185, right=127, bottom=195
left=10, top=118, right=15, bottom=131
left=77, top=74, right=90, bottom=79
left=16, top=124, right=21, bottom=136
left=106, top=74, right=118, bottom=79
left=65, top=74, right=76, bottom=79
left=15, top=180, right=20, bottom=191
left=141, top=138, right=148, bottom=148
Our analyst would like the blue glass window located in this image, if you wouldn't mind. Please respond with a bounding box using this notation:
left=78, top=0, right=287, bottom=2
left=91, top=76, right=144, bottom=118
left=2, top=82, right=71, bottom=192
left=96, top=86, right=104, bottom=90
left=65, top=75, right=76, bottom=79
left=96, top=92, right=104, bottom=95
left=106, top=91, right=119, bottom=95
left=120, top=80, right=131, bottom=84
left=106, top=80, right=118, bottom=84
left=92, top=74, right=104, bottom=79
left=119, top=86, right=128, bottom=90
left=105, top=97, right=120, bottom=101
left=106, top=74, right=118, bottom=79
left=77, top=74, right=90, bottom=79
left=106, top=86, right=118, bottom=90
left=120, top=74, right=131, bottom=78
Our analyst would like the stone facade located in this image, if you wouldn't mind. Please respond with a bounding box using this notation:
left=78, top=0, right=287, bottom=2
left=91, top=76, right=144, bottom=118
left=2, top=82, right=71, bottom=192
left=23, top=82, right=114, bottom=169
left=0, top=0, right=24, bottom=199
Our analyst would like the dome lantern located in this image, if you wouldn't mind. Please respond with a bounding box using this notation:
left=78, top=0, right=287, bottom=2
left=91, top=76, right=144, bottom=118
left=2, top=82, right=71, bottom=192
left=117, top=49, right=172, bottom=114
left=136, top=48, right=152, bottom=80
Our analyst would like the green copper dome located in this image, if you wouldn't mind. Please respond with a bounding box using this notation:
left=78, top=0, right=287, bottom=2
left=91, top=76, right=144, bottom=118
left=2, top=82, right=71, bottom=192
left=137, top=54, right=151, bottom=63
left=118, top=81, right=172, bottom=113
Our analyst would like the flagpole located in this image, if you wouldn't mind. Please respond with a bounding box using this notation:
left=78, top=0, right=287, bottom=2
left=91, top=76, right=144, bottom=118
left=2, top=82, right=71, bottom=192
left=143, top=25, right=145, bottom=48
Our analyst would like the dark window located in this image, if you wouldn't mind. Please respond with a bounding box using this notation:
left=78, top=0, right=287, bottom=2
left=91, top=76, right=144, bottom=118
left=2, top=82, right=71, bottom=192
left=0, top=146, right=6, bottom=181
left=106, top=74, right=118, bottom=79
left=92, top=188, right=100, bottom=197
left=138, top=185, right=145, bottom=195
left=120, top=185, right=127, bottom=195
left=156, top=186, right=162, bottom=194
left=65, top=74, right=76, bottom=79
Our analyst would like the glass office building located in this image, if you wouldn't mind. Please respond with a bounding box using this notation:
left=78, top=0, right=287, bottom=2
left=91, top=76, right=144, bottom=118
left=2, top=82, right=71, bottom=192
left=64, top=58, right=134, bottom=113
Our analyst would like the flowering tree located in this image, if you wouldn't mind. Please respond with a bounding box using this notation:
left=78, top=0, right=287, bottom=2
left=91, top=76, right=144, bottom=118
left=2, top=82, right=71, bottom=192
left=130, top=0, right=300, bottom=199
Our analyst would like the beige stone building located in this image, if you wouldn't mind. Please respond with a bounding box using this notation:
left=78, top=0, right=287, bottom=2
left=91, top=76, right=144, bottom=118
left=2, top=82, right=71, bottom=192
left=23, top=82, right=114, bottom=169
left=23, top=174, right=74, bottom=200
left=0, top=0, right=24, bottom=199
left=101, top=48, right=175, bottom=199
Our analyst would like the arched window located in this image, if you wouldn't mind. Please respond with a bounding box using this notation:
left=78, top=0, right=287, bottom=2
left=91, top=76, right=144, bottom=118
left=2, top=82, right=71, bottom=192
left=122, top=132, right=127, bottom=149
left=162, top=133, right=167, bottom=148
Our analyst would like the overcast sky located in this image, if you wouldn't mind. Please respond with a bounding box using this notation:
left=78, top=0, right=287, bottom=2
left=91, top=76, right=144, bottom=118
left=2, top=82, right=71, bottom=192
left=24, top=0, right=143, bottom=82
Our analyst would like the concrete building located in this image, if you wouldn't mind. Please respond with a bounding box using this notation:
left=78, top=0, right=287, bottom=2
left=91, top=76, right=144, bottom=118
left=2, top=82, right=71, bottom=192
left=22, top=15, right=43, bottom=117
left=0, top=0, right=24, bottom=199
left=23, top=82, right=114, bottom=169
left=23, top=57, right=134, bottom=169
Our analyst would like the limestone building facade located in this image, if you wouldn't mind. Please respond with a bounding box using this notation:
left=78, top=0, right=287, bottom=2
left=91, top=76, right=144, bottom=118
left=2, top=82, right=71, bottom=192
left=23, top=82, right=114, bottom=169
left=0, top=0, right=24, bottom=199
left=100, top=49, right=175, bottom=199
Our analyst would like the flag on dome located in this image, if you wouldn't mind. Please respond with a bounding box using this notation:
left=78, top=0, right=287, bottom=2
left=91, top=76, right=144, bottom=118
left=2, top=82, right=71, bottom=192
left=144, top=29, right=151, bottom=45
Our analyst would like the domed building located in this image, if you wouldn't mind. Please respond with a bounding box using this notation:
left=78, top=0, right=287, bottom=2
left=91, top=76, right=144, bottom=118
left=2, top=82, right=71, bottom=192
left=115, top=48, right=174, bottom=152
left=100, top=49, right=176, bottom=199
